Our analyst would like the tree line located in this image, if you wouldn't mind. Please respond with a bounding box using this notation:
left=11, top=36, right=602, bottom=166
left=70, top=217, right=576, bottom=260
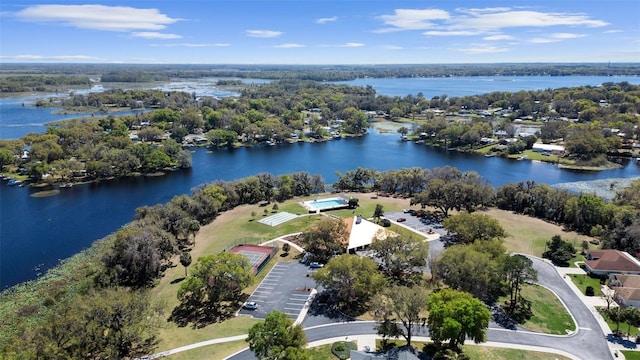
left=0, top=75, right=90, bottom=93
left=3, top=63, right=639, bottom=84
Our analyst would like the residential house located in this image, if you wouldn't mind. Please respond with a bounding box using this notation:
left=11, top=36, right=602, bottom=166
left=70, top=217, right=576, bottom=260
left=584, top=250, right=640, bottom=276
left=608, top=274, right=640, bottom=308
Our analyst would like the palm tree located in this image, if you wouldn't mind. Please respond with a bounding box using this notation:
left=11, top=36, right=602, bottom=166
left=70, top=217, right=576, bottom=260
left=609, top=307, right=624, bottom=336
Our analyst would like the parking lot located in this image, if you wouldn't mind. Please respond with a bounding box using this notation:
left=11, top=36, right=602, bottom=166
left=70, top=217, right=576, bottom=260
left=238, top=261, right=317, bottom=320
left=384, top=210, right=448, bottom=237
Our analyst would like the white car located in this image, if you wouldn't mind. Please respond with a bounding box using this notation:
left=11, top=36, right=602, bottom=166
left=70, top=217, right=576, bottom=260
left=242, top=301, right=258, bottom=310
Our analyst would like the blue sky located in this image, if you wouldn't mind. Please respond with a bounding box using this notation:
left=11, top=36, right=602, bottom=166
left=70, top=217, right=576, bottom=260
left=1, top=0, right=638, bottom=64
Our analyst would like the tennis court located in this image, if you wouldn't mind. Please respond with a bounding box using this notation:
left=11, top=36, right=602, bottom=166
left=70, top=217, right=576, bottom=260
left=230, top=244, right=277, bottom=275
left=258, top=212, right=299, bottom=226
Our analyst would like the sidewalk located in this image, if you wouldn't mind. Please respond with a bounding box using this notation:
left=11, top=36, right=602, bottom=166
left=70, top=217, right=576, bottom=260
left=555, top=262, right=632, bottom=358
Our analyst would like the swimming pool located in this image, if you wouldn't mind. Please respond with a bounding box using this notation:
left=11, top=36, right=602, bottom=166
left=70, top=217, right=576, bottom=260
left=301, top=197, right=350, bottom=212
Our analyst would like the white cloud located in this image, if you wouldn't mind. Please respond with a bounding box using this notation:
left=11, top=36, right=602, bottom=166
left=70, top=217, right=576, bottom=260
left=382, top=45, right=404, bottom=50
left=273, top=43, right=305, bottom=48
left=342, top=42, right=365, bottom=47
left=132, top=32, right=182, bottom=40
left=0, top=54, right=103, bottom=61
left=551, top=33, right=585, bottom=39
left=456, top=45, right=509, bottom=54
left=449, top=10, right=608, bottom=31
left=376, top=7, right=609, bottom=36
left=423, top=30, right=482, bottom=36
left=149, top=43, right=230, bottom=47
left=529, top=32, right=586, bottom=43
left=483, top=34, right=514, bottom=41
left=316, top=16, right=338, bottom=24
left=14, top=4, right=180, bottom=32
left=603, top=29, right=623, bottom=34
left=245, top=29, right=283, bottom=38
left=376, top=8, right=450, bottom=32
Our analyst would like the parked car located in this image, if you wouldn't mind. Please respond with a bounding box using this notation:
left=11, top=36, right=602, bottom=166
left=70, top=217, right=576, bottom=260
left=309, top=262, right=324, bottom=269
left=397, top=218, right=407, bottom=222
left=242, top=301, right=258, bottom=310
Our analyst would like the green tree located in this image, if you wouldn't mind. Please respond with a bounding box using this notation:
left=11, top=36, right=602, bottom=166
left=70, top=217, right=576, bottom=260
left=206, top=129, right=237, bottom=147
left=427, top=289, right=491, bottom=351
left=313, top=254, right=387, bottom=313
left=436, top=243, right=502, bottom=299
left=373, top=204, right=384, bottom=221
left=370, top=232, right=429, bottom=284
left=180, top=251, right=192, bottom=277
left=296, top=217, right=348, bottom=262
left=0, top=148, right=14, bottom=170
left=502, top=254, right=537, bottom=313
left=443, top=212, right=506, bottom=244
left=247, top=310, right=309, bottom=360
left=372, top=285, right=429, bottom=347
left=608, top=307, right=625, bottom=335
left=177, top=252, right=253, bottom=309
left=543, top=235, right=576, bottom=266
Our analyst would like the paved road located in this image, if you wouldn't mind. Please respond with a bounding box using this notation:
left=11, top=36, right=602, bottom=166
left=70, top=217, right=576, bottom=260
left=227, top=256, right=614, bottom=360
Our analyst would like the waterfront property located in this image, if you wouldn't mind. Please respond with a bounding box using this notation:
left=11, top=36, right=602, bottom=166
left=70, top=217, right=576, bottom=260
left=300, top=195, right=350, bottom=213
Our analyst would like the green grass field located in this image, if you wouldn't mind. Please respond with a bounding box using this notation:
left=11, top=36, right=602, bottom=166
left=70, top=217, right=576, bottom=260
left=516, top=284, right=576, bottom=335
left=569, top=274, right=604, bottom=297
left=622, top=350, right=640, bottom=360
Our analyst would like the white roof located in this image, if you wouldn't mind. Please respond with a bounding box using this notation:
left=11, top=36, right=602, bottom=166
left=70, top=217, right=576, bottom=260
left=346, top=216, right=386, bottom=250
left=532, top=143, right=565, bottom=151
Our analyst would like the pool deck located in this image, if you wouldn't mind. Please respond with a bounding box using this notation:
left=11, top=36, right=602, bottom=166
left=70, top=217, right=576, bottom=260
left=300, top=196, right=350, bottom=213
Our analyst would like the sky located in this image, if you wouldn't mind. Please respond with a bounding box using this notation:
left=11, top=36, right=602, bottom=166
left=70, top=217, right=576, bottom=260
left=0, top=0, right=639, bottom=64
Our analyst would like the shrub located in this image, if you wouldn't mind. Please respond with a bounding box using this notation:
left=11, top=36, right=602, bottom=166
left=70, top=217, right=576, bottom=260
left=381, top=219, right=391, bottom=227
left=331, top=341, right=356, bottom=360
left=586, top=286, right=595, bottom=296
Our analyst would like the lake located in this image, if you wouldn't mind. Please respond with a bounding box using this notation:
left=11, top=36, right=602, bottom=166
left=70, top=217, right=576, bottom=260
left=2, top=75, right=640, bottom=288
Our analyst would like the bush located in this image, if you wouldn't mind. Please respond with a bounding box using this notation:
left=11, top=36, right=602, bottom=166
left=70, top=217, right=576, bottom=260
left=331, top=341, right=356, bottom=360
left=586, top=286, right=595, bottom=296
left=381, top=219, right=391, bottom=227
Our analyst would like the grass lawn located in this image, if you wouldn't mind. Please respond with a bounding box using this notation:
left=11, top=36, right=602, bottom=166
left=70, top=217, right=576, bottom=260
left=622, top=350, right=640, bottom=360
left=482, top=208, right=596, bottom=258
left=463, top=345, right=571, bottom=360
left=306, top=344, right=341, bottom=360
left=569, top=274, right=604, bottom=297
left=598, top=308, right=640, bottom=338
left=515, top=284, right=575, bottom=335
left=373, top=340, right=571, bottom=360
left=163, top=339, right=248, bottom=360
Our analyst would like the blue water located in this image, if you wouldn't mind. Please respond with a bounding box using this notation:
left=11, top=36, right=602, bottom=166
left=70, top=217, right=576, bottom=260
left=335, top=75, right=640, bottom=98
left=305, top=198, right=347, bottom=211
left=2, top=75, right=640, bottom=288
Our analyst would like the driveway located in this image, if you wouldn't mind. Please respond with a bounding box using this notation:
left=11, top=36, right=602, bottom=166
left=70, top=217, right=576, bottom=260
left=237, top=262, right=317, bottom=320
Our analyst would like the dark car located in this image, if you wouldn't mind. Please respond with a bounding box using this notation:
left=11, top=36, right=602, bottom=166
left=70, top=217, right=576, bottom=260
left=242, top=301, right=258, bottom=310
left=397, top=218, right=407, bottom=222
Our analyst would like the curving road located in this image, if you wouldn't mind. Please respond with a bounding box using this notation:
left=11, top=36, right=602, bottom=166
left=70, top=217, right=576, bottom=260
left=227, top=256, right=614, bottom=360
